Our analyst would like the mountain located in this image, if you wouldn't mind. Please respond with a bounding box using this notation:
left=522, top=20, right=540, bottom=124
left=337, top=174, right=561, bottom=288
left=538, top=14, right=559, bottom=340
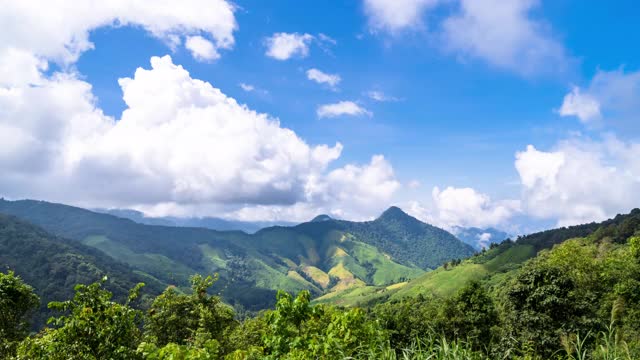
left=94, top=208, right=297, bottom=233
left=0, top=214, right=166, bottom=329
left=344, top=206, right=474, bottom=269
left=310, top=214, right=333, bottom=222
left=452, top=226, right=511, bottom=250
left=0, top=199, right=472, bottom=310
left=315, top=208, right=640, bottom=307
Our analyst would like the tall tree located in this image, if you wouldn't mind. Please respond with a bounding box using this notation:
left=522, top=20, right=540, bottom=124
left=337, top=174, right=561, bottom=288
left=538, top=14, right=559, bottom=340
left=0, top=271, right=39, bottom=358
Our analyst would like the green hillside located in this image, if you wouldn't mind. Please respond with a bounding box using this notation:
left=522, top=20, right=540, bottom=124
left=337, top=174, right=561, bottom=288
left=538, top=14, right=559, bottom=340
left=0, top=214, right=165, bottom=329
left=0, top=199, right=470, bottom=311
left=317, top=209, right=640, bottom=307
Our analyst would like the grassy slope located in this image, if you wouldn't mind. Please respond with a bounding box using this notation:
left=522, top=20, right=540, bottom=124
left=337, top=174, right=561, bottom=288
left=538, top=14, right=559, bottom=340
left=83, top=235, right=197, bottom=287
left=316, top=243, right=536, bottom=307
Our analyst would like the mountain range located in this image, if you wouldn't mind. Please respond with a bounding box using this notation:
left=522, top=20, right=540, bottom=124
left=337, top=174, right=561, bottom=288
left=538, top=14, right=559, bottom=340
left=0, top=199, right=473, bottom=314
left=94, top=208, right=297, bottom=234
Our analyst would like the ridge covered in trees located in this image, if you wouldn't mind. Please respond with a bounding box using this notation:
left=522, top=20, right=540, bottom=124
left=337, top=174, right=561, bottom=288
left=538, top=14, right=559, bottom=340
left=0, top=199, right=472, bottom=312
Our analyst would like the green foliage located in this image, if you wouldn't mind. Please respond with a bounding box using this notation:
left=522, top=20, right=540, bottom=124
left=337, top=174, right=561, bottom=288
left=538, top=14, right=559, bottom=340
left=502, top=263, right=590, bottom=357
left=441, top=281, right=498, bottom=346
left=0, top=214, right=164, bottom=329
left=137, top=340, right=221, bottom=360
left=262, top=290, right=387, bottom=359
left=372, top=294, right=442, bottom=350
left=0, top=271, right=39, bottom=358
left=144, top=274, right=236, bottom=352
left=16, top=278, right=144, bottom=360
left=630, top=236, right=640, bottom=258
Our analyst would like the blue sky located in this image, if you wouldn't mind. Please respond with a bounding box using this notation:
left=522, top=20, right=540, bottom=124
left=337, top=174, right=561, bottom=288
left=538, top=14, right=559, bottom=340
left=2, top=0, right=640, bottom=232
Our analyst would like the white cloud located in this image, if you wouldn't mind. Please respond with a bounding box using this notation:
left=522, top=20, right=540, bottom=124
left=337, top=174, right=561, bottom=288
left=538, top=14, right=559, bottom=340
left=306, top=68, right=341, bottom=88
left=477, top=232, right=492, bottom=248
left=185, top=35, right=219, bottom=61
left=363, top=0, right=440, bottom=32
left=559, top=87, right=601, bottom=123
left=405, top=187, right=520, bottom=230
left=366, top=90, right=399, bottom=102
left=239, top=83, right=255, bottom=92
left=1, top=55, right=349, bottom=207
left=363, top=0, right=569, bottom=76
left=318, top=33, right=337, bottom=45
left=430, top=186, right=521, bottom=229
left=515, top=136, right=640, bottom=226
left=317, top=101, right=372, bottom=118
left=559, top=69, right=640, bottom=124
left=264, top=32, right=314, bottom=60
left=478, top=232, right=492, bottom=241
left=442, top=0, right=568, bottom=75
left=0, top=0, right=237, bottom=65
left=405, top=134, right=640, bottom=230
left=0, top=0, right=402, bottom=222
left=225, top=155, right=401, bottom=222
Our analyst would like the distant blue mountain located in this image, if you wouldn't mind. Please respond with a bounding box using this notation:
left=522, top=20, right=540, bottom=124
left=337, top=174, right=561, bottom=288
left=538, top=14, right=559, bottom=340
left=452, top=226, right=512, bottom=251
left=94, top=208, right=297, bottom=233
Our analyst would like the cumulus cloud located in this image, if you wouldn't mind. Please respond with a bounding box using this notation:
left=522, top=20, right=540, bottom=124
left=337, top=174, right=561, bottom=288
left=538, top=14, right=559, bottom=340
left=559, top=68, right=640, bottom=124
left=264, top=32, right=314, bottom=60
left=185, top=35, right=219, bottom=61
left=0, top=54, right=403, bottom=220
left=317, top=101, right=372, bottom=118
left=515, top=137, right=640, bottom=227
left=406, top=134, right=640, bottom=230
left=0, top=1, right=403, bottom=220
left=363, top=0, right=440, bottom=32
left=404, top=187, right=520, bottom=230
left=2, top=55, right=337, bottom=205
left=430, top=186, right=521, bottom=228
left=224, top=155, right=401, bottom=222
left=442, top=0, right=569, bottom=76
left=477, top=232, right=492, bottom=248
left=559, top=87, right=601, bottom=123
left=0, top=0, right=237, bottom=65
left=306, top=68, right=341, bottom=88
left=362, top=0, right=570, bottom=76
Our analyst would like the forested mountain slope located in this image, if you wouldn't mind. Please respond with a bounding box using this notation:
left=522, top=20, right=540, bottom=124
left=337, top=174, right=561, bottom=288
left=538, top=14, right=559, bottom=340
left=0, top=199, right=471, bottom=310
left=0, top=214, right=165, bottom=328
left=317, top=208, right=640, bottom=307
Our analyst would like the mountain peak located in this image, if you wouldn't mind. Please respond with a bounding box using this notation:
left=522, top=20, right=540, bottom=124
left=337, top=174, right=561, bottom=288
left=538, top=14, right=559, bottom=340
left=377, top=206, right=412, bottom=221
left=311, top=214, right=333, bottom=222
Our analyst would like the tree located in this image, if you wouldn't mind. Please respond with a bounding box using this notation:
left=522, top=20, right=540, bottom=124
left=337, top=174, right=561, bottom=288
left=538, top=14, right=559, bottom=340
left=630, top=236, right=640, bottom=259
left=372, top=294, right=441, bottom=350
left=503, top=263, right=591, bottom=358
left=442, top=281, right=498, bottom=346
left=143, top=274, right=236, bottom=352
left=263, top=290, right=386, bottom=359
left=0, top=271, right=39, bottom=358
left=16, top=277, right=144, bottom=360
